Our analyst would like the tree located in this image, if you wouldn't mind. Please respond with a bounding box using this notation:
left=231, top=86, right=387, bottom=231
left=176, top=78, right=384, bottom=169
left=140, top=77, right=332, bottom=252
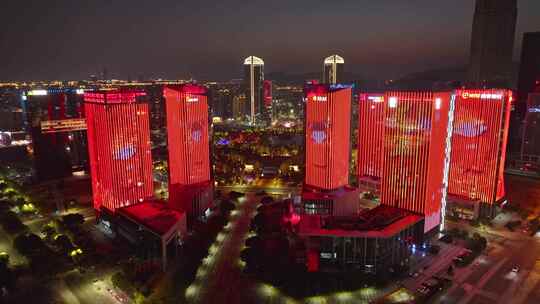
left=219, top=200, right=235, bottom=216
left=111, top=271, right=135, bottom=295
left=41, top=222, right=56, bottom=240
left=0, top=252, right=9, bottom=266
left=62, top=213, right=84, bottom=231
left=13, top=233, right=45, bottom=256
left=54, top=234, right=75, bottom=254
left=0, top=211, right=27, bottom=234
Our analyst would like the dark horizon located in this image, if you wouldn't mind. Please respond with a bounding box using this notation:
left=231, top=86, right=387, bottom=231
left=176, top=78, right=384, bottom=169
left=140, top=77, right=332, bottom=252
left=1, top=0, right=540, bottom=82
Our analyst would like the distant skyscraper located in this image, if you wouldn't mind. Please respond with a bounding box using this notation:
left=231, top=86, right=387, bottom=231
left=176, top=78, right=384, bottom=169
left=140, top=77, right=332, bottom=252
left=243, top=56, right=264, bottom=124
left=468, top=0, right=517, bottom=85
left=323, top=55, right=344, bottom=84
left=23, top=89, right=88, bottom=181
left=512, top=32, right=540, bottom=154
left=517, top=32, right=540, bottom=105
left=84, top=90, right=153, bottom=213
left=521, top=90, right=540, bottom=158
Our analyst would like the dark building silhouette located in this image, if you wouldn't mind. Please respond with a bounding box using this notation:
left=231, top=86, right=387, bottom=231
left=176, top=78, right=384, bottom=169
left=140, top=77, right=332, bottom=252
left=468, top=0, right=517, bottom=86
left=146, top=84, right=166, bottom=131
left=23, top=89, right=88, bottom=181
left=521, top=91, right=540, bottom=158
left=323, top=55, right=344, bottom=85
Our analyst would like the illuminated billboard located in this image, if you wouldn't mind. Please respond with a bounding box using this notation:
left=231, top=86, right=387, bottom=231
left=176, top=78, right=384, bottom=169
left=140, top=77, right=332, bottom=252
left=448, top=89, right=512, bottom=204
left=380, top=91, right=454, bottom=233
left=304, top=84, right=352, bottom=190
left=164, top=84, right=211, bottom=211
left=84, top=90, right=153, bottom=212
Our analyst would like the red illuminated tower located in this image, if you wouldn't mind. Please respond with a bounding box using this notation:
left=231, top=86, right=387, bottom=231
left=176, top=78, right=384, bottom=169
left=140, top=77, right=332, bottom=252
left=302, top=85, right=357, bottom=216
left=304, top=84, right=352, bottom=190
left=448, top=89, right=512, bottom=217
left=380, top=92, right=454, bottom=233
left=164, top=84, right=212, bottom=222
left=84, top=90, right=153, bottom=213
left=357, top=93, right=385, bottom=190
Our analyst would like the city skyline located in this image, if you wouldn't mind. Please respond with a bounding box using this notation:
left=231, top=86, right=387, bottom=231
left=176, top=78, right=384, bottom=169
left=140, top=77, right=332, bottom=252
left=2, top=0, right=540, bottom=81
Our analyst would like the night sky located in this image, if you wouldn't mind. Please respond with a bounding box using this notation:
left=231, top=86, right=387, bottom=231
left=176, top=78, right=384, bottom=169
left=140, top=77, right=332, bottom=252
left=1, top=0, right=539, bottom=81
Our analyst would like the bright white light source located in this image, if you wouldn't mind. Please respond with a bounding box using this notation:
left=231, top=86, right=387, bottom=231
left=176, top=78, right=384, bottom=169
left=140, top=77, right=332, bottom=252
left=76, top=89, right=84, bottom=95
left=389, top=97, right=398, bottom=108
left=435, top=98, right=442, bottom=110
left=28, top=90, right=48, bottom=96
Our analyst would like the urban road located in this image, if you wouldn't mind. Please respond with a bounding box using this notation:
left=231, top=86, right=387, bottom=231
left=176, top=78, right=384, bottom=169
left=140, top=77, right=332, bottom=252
left=188, top=192, right=261, bottom=304
left=438, top=221, right=540, bottom=304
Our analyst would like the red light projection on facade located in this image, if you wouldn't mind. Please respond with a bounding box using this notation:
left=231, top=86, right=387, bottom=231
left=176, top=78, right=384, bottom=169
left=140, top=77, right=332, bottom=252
left=84, top=90, right=153, bottom=212
left=448, top=89, right=512, bottom=204
left=304, top=85, right=351, bottom=190
left=164, top=84, right=211, bottom=210
left=263, top=80, right=273, bottom=107
left=357, top=94, right=385, bottom=179
left=380, top=92, right=453, bottom=233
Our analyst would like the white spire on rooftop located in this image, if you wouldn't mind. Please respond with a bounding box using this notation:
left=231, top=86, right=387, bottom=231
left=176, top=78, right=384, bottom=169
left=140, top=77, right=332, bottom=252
left=243, top=56, right=264, bottom=66
left=324, top=54, right=345, bottom=65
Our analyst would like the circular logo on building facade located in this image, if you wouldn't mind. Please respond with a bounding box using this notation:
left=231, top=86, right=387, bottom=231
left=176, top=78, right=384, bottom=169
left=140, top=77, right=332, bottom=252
left=310, top=122, right=327, bottom=144
left=191, top=122, right=203, bottom=142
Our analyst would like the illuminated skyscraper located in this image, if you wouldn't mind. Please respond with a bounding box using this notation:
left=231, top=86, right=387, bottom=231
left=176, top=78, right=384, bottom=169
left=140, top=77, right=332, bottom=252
left=357, top=93, right=385, bottom=181
left=468, top=0, right=517, bottom=85
left=323, top=55, right=344, bottom=85
left=448, top=90, right=512, bottom=218
left=304, top=84, right=352, bottom=190
left=164, top=84, right=212, bottom=223
left=84, top=90, right=153, bottom=213
left=380, top=92, right=454, bottom=233
left=243, top=56, right=265, bottom=124
left=23, top=89, right=88, bottom=181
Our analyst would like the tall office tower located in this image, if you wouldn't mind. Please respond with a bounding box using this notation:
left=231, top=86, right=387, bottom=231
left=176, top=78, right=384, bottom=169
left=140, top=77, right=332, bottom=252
left=380, top=92, right=454, bottom=233
left=164, top=84, right=212, bottom=223
left=517, top=32, right=540, bottom=114
left=521, top=88, right=540, bottom=157
left=208, top=85, right=234, bottom=120
left=243, top=56, right=264, bottom=124
left=23, top=89, right=88, bottom=181
left=468, top=0, right=517, bottom=86
left=304, top=84, right=352, bottom=190
left=515, top=32, right=540, bottom=155
left=357, top=94, right=385, bottom=179
left=146, top=84, right=166, bottom=131
left=84, top=90, right=153, bottom=213
left=323, top=55, right=345, bottom=85
left=232, top=93, right=248, bottom=120
left=448, top=90, right=512, bottom=218
left=263, top=80, right=273, bottom=121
